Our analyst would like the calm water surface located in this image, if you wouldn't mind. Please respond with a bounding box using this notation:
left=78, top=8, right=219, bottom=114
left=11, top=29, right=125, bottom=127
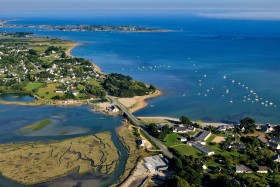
left=3, top=14, right=278, bottom=123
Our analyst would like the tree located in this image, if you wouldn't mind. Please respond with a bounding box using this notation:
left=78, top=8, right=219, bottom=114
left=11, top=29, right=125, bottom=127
left=165, top=176, right=190, bottom=187
left=208, top=174, right=239, bottom=187
left=61, top=52, right=67, bottom=58
left=28, top=49, right=37, bottom=55
left=180, top=116, right=193, bottom=125
left=240, top=117, right=256, bottom=133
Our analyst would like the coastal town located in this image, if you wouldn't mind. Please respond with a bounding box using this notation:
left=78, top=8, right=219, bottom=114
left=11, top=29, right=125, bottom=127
left=0, top=21, right=168, bottom=32
left=0, top=32, right=156, bottom=106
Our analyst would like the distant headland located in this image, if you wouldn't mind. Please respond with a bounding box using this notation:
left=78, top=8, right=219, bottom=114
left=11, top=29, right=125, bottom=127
left=0, top=20, right=170, bottom=33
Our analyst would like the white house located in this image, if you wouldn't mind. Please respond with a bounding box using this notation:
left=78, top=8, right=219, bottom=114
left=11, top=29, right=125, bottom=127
left=273, top=154, right=280, bottom=162
left=268, top=142, right=280, bottom=150
left=173, top=124, right=195, bottom=134
left=180, top=137, right=187, bottom=142
left=235, top=165, right=252, bottom=173
left=257, top=166, right=268, bottom=174
left=106, top=105, right=120, bottom=113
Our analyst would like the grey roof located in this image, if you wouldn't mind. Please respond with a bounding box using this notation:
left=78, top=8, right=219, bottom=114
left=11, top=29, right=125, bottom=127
left=236, top=165, right=251, bottom=172
left=270, top=137, right=280, bottom=144
left=261, top=126, right=269, bottom=133
left=273, top=154, right=280, bottom=160
left=174, top=125, right=194, bottom=131
left=194, top=131, right=211, bottom=141
left=258, top=166, right=268, bottom=171
left=257, top=136, right=268, bottom=143
left=269, top=142, right=280, bottom=149
left=176, top=126, right=188, bottom=131
left=192, top=143, right=214, bottom=154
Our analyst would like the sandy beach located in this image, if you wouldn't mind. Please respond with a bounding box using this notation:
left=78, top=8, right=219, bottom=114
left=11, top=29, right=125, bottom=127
left=65, top=42, right=82, bottom=57
left=117, top=90, right=162, bottom=113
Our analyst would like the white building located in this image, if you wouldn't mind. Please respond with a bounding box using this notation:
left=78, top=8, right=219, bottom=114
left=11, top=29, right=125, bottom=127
left=143, top=155, right=168, bottom=173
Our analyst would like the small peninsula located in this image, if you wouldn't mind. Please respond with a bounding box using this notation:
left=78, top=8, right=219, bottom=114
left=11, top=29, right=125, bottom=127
left=0, top=32, right=158, bottom=109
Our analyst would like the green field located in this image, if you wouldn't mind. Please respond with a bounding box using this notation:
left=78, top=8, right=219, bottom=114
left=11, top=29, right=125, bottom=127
left=206, top=134, right=216, bottom=143
left=36, top=83, right=64, bottom=99
left=173, top=145, right=200, bottom=157
left=163, top=133, right=182, bottom=147
left=25, top=82, right=44, bottom=92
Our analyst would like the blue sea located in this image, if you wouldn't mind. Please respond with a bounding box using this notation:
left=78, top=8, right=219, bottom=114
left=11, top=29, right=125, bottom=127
left=1, top=13, right=280, bottom=123
left=0, top=12, right=280, bottom=186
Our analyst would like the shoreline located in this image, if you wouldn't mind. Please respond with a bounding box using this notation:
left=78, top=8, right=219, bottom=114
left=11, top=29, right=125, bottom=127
left=65, top=42, right=82, bottom=57
left=117, top=89, right=162, bottom=114
left=137, top=116, right=272, bottom=127
left=0, top=40, right=162, bottom=113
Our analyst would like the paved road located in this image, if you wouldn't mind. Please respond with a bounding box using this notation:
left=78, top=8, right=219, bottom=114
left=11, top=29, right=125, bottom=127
left=107, top=96, right=173, bottom=159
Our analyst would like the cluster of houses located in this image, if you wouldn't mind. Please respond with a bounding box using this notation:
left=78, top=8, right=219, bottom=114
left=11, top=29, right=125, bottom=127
left=45, top=62, right=100, bottom=84
left=172, top=124, right=196, bottom=133
left=235, top=165, right=274, bottom=174
left=0, top=38, right=104, bottom=99
left=171, top=123, right=215, bottom=156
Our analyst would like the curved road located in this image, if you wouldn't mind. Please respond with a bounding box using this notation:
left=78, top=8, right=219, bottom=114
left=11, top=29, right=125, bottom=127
left=107, top=96, right=173, bottom=159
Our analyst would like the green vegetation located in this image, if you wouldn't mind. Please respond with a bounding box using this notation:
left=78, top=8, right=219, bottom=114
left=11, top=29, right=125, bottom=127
left=171, top=145, right=200, bottom=157
left=146, top=123, right=172, bottom=140
left=103, top=73, right=156, bottom=97
left=116, top=123, right=153, bottom=186
left=180, top=116, right=193, bottom=126
left=238, top=117, right=256, bottom=134
left=180, top=115, right=200, bottom=128
left=158, top=116, right=280, bottom=187
left=164, top=133, right=182, bottom=147
left=0, top=33, right=157, bottom=101
left=139, top=129, right=159, bottom=149
left=0, top=132, right=119, bottom=185
left=21, top=119, right=52, bottom=132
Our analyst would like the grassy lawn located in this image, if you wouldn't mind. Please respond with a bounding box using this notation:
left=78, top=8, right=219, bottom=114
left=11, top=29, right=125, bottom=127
left=206, top=134, right=216, bottom=143
left=206, top=143, right=241, bottom=162
left=205, top=160, right=220, bottom=167
left=163, top=133, right=182, bottom=147
left=76, top=93, right=89, bottom=99
left=88, top=78, right=102, bottom=87
left=173, top=145, right=200, bottom=157
left=138, top=118, right=169, bottom=126
left=41, top=56, right=58, bottom=63
left=77, top=84, right=85, bottom=91
left=37, top=83, right=64, bottom=99
left=190, top=129, right=199, bottom=136
left=25, top=82, right=44, bottom=92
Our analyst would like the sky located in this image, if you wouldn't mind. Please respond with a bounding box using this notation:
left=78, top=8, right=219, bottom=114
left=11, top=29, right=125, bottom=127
left=1, top=0, right=280, bottom=13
